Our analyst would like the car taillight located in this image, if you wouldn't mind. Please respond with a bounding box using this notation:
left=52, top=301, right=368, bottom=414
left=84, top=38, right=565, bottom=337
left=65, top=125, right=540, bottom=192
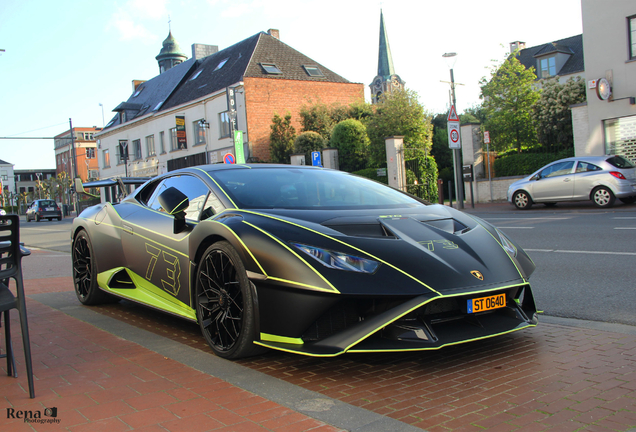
left=610, top=171, right=626, bottom=180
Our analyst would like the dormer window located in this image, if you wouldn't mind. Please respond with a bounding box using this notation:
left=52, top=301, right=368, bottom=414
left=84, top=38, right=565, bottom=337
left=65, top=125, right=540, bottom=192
left=133, top=87, right=143, bottom=97
left=190, top=69, right=204, bottom=81
left=303, top=65, right=324, bottom=77
left=260, top=63, right=282, bottom=74
left=540, top=56, right=556, bottom=78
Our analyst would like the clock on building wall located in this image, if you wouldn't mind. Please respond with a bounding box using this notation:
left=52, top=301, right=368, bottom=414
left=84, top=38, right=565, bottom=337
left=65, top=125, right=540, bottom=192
left=596, top=78, right=612, bottom=101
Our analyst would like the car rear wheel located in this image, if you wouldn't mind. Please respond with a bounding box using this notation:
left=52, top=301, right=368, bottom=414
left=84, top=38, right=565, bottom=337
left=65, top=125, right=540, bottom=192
left=196, top=241, right=261, bottom=359
left=619, top=196, right=636, bottom=205
left=72, top=230, right=116, bottom=305
left=592, top=186, right=615, bottom=208
left=513, top=191, right=533, bottom=210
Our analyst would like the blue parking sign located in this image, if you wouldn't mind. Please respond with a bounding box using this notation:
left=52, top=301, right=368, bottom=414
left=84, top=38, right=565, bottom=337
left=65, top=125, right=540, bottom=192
left=311, top=151, right=322, bottom=167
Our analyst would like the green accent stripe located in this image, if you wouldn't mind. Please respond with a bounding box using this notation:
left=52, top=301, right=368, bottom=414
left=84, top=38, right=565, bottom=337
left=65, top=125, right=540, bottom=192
left=260, top=333, right=304, bottom=345
left=192, top=167, right=238, bottom=209
left=204, top=220, right=268, bottom=277
left=170, top=197, right=189, bottom=215
left=237, top=210, right=440, bottom=295
left=242, top=221, right=339, bottom=293
left=97, top=267, right=196, bottom=321
left=469, top=216, right=526, bottom=281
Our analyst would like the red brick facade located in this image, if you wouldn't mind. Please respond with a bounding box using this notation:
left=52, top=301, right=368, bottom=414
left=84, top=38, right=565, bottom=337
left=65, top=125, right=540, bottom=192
left=243, top=77, right=365, bottom=161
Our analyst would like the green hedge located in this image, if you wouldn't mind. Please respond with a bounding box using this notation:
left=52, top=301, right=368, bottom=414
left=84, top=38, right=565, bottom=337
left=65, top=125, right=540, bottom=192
left=494, top=149, right=574, bottom=177
left=352, top=167, right=389, bottom=184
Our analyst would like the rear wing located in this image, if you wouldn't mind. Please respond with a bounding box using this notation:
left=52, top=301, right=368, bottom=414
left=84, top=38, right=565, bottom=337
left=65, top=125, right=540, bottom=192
left=74, top=177, right=150, bottom=199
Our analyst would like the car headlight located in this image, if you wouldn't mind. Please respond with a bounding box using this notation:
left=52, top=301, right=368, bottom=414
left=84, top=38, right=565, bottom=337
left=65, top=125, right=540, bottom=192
left=495, top=229, right=517, bottom=257
left=292, top=243, right=380, bottom=273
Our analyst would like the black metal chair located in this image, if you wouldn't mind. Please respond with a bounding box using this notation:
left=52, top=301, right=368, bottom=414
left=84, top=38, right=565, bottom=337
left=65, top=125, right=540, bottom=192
left=0, top=215, right=34, bottom=398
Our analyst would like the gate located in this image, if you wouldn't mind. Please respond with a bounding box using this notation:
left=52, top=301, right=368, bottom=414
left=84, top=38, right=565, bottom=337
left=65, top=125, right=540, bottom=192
left=404, top=148, right=430, bottom=201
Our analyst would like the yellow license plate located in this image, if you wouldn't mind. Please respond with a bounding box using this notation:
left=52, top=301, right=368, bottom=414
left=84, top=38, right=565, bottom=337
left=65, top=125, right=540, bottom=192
left=467, top=293, right=506, bottom=313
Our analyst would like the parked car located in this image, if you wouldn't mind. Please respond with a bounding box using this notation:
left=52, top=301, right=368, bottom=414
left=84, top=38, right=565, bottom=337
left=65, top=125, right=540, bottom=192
left=507, top=155, right=636, bottom=209
left=71, top=164, right=538, bottom=360
left=26, top=199, right=63, bottom=221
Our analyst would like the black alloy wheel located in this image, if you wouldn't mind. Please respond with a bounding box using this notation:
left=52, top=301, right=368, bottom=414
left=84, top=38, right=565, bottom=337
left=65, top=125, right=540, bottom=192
left=72, top=230, right=114, bottom=305
left=196, top=241, right=260, bottom=359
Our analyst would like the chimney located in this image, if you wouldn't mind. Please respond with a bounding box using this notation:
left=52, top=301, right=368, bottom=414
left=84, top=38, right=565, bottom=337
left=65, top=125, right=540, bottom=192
left=132, top=80, right=146, bottom=92
left=191, top=43, right=219, bottom=60
left=509, top=41, right=526, bottom=53
left=267, top=29, right=280, bottom=40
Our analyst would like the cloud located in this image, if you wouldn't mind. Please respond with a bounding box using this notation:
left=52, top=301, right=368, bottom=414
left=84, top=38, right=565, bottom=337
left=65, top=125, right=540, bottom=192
left=110, top=10, right=156, bottom=42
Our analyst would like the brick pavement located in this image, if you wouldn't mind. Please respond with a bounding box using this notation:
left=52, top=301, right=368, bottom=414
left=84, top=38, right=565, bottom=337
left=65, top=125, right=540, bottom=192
left=2, top=250, right=636, bottom=431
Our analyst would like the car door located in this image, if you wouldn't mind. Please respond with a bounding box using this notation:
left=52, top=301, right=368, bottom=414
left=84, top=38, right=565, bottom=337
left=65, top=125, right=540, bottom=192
left=530, top=161, right=575, bottom=202
left=572, top=161, right=604, bottom=200
left=121, top=174, right=211, bottom=309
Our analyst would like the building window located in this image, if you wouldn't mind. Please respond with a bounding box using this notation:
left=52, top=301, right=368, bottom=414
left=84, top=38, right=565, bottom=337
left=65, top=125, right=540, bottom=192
left=86, top=148, right=96, bottom=159
left=629, top=15, right=636, bottom=60
left=193, top=120, right=206, bottom=145
left=159, top=131, right=166, bottom=154
left=170, top=127, right=178, bottom=151
left=103, top=149, right=110, bottom=168
left=540, top=57, right=556, bottom=78
left=132, top=139, right=142, bottom=160
left=303, top=65, right=324, bottom=77
left=146, top=135, right=156, bottom=156
left=118, top=140, right=129, bottom=164
left=259, top=63, right=282, bottom=74
left=604, top=115, right=636, bottom=162
left=219, top=112, right=231, bottom=138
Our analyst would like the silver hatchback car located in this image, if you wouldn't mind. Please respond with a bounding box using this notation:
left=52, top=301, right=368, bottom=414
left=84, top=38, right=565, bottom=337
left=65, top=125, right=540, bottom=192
left=507, top=155, right=636, bottom=209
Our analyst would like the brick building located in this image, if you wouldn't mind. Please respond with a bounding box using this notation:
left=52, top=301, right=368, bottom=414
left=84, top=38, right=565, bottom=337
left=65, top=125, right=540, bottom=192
left=54, top=127, right=101, bottom=182
left=96, top=29, right=364, bottom=179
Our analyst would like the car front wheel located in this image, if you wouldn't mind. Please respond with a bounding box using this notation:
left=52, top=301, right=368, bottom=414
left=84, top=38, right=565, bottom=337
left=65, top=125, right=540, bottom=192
left=513, top=191, right=533, bottom=210
left=196, top=241, right=261, bottom=359
left=592, top=186, right=615, bottom=208
left=72, top=230, right=115, bottom=305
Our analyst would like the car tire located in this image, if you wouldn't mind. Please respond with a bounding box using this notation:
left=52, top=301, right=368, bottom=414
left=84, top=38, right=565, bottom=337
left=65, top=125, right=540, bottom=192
left=58, top=217, right=63, bottom=221
left=72, top=230, right=116, bottom=305
left=544, top=202, right=557, bottom=207
left=592, top=186, right=615, bottom=208
left=619, top=196, right=636, bottom=205
left=35, top=214, right=40, bottom=222
left=513, top=191, right=533, bottom=210
left=196, top=241, right=262, bottom=359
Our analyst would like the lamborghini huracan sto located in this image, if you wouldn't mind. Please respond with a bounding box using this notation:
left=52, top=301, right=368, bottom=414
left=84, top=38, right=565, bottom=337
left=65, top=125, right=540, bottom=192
left=71, top=164, right=538, bottom=359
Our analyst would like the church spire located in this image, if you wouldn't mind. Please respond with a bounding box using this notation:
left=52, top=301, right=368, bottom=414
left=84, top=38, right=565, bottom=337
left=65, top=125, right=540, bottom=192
left=377, top=10, right=395, bottom=79
left=370, top=10, right=404, bottom=104
left=155, top=26, right=188, bottom=74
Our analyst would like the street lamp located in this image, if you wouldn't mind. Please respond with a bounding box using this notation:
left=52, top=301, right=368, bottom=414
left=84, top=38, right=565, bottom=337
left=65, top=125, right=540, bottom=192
left=442, top=52, right=465, bottom=209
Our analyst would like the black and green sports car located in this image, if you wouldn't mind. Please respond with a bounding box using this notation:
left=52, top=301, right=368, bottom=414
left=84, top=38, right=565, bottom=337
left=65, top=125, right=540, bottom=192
left=71, top=164, right=538, bottom=359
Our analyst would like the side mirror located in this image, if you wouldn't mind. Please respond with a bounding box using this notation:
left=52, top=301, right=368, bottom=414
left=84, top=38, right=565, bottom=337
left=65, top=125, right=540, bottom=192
left=158, top=187, right=190, bottom=234
left=74, top=178, right=86, bottom=193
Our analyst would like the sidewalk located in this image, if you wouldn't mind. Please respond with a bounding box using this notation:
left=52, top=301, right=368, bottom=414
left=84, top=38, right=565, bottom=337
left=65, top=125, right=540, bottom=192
left=1, top=250, right=636, bottom=431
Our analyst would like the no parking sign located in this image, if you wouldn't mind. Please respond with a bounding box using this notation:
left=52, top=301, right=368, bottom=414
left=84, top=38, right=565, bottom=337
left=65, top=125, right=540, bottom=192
left=223, top=153, right=235, bottom=164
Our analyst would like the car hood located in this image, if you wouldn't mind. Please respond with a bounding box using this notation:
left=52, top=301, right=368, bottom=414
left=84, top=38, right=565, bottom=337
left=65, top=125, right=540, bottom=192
left=237, top=204, right=535, bottom=296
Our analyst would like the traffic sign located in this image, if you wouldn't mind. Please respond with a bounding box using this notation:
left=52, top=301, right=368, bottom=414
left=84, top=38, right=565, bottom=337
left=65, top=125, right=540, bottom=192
left=484, top=131, right=490, bottom=144
left=448, top=122, right=461, bottom=149
left=311, top=151, right=322, bottom=167
left=447, top=105, right=459, bottom=122
left=223, top=153, right=235, bottom=164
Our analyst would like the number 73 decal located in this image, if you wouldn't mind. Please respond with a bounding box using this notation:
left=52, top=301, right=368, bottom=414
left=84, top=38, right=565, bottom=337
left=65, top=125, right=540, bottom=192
left=145, top=243, right=181, bottom=296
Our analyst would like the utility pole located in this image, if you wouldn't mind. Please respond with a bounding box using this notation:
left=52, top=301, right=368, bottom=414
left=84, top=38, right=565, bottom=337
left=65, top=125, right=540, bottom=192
left=69, top=118, right=80, bottom=216
left=443, top=52, right=465, bottom=209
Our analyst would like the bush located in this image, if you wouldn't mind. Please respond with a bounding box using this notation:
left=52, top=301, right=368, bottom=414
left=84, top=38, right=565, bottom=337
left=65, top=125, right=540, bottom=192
left=330, top=119, right=370, bottom=172
left=405, top=151, right=438, bottom=203
left=269, top=113, right=296, bottom=163
left=352, top=167, right=389, bottom=184
left=494, top=149, right=574, bottom=177
left=293, top=132, right=325, bottom=165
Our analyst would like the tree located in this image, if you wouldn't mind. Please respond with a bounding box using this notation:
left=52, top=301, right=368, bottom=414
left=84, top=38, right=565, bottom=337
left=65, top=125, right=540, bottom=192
left=269, top=113, right=296, bottom=163
left=532, top=77, right=586, bottom=150
left=294, top=131, right=325, bottom=165
left=365, top=88, right=433, bottom=166
left=330, top=119, right=370, bottom=172
left=479, top=52, right=540, bottom=153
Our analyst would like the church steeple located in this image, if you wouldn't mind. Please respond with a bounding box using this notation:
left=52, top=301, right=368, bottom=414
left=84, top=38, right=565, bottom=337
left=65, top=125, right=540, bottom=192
left=370, top=10, right=405, bottom=104
left=155, top=30, right=187, bottom=74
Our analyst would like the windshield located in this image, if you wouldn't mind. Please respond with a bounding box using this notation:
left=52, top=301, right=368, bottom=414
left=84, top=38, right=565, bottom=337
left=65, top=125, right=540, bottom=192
left=210, top=168, right=423, bottom=210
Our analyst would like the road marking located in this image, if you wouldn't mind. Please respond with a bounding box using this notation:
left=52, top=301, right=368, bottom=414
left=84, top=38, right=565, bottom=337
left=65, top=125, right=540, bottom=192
left=614, top=227, right=636, bottom=230
left=525, top=249, right=636, bottom=256
left=614, top=217, right=636, bottom=219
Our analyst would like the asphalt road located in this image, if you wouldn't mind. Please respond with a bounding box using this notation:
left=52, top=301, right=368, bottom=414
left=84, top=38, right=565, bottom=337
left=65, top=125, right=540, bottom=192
left=17, top=201, right=636, bottom=326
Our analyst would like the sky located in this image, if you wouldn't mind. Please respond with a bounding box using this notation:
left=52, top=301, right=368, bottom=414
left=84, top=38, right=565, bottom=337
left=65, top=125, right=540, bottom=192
left=0, top=0, right=583, bottom=170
